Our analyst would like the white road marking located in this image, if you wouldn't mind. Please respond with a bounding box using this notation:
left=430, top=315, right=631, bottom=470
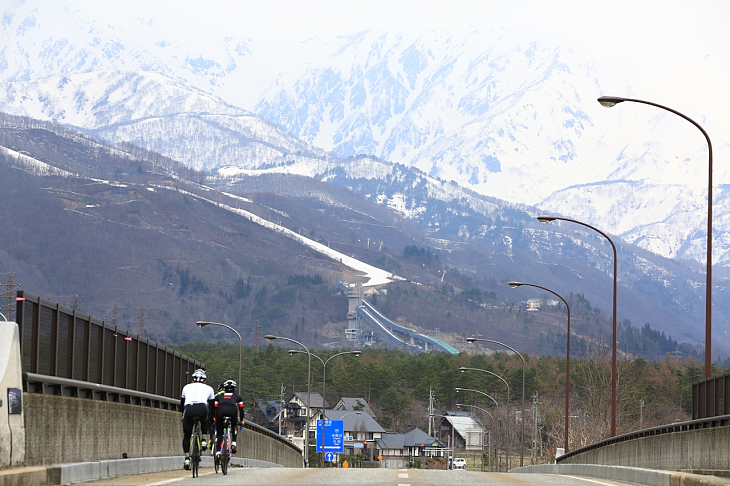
left=562, top=475, right=625, bottom=486
left=398, top=472, right=409, bottom=478
left=148, top=471, right=215, bottom=485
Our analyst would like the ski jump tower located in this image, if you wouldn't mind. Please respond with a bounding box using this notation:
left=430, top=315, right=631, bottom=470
left=344, top=282, right=363, bottom=342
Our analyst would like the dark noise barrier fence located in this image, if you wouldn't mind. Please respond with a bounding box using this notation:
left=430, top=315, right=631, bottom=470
left=15, top=290, right=204, bottom=408
left=693, top=371, right=730, bottom=420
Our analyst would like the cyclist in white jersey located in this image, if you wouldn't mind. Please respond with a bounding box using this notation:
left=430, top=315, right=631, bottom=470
left=180, top=369, right=215, bottom=469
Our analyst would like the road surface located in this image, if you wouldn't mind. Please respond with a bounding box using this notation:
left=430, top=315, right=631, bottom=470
left=80, top=466, right=632, bottom=486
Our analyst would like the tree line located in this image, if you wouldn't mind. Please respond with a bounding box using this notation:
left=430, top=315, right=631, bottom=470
left=175, top=340, right=710, bottom=455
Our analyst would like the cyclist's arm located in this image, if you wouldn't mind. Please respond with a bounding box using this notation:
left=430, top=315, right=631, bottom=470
left=237, top=395, right=244, bottom=424
left=208, top=398, right=216, bottom=422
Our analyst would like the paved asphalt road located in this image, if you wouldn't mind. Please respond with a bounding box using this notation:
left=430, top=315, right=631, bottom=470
left=80, top=466, right=632, bottom=486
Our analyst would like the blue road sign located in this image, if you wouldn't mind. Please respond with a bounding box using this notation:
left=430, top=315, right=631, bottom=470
left=325, top=452, right=335, bottom=463
left=316, top=419, right=344, bottom=453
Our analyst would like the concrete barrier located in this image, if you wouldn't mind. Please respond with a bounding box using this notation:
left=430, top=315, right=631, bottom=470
left=0, top=320, right=301, bottom=476
left=44, top=455, right=283, bottom=484
left=0, top=322, right=24, bottom=468
left=22, top=393, right=303, bottom=468
left=557, top=426, right=730, bottom=474
left=511, top=464, right=730, bottom=486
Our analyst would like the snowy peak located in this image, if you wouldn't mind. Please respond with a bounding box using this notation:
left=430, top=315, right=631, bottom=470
left=255, top=28, right=606, bottom=204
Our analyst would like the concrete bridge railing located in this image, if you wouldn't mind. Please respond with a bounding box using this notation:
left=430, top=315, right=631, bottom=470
left=557, top=416, right=730, bottom=475
left=1, top=321, right=303, bottom=471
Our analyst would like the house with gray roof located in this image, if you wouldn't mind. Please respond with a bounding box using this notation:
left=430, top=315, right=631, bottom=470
left=282, top=392, right=329, bottom=435
left=306, top=409, right=386, bottom=456
left=439, top=412, right=484, bottom=451
left=251, top=399, right=281, bottom=432
left=376, top=427, right=445, bottom=467
left=333, top=397, right=376, bottom=417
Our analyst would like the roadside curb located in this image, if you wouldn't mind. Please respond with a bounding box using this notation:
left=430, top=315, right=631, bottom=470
left=511, top=464, right=730, bottom=486
left=1, top=455, right=282, bottom=485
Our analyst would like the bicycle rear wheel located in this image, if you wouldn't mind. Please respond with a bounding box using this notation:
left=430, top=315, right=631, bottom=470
left=221, top=439, right=229, bottom=475
left=191, top=433, right=200, bottom=478
left=214, top=442, right=220, bottom=474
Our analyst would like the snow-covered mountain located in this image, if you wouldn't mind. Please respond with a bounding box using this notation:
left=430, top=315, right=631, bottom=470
left=1, top=0, right=728, bottom=269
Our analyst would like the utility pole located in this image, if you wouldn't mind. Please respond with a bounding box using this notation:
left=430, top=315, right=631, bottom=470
left=279, top=383, right=286, bottom=436
left=255, top=320, right=260, bottom=353
left=70, top=294, right=83, bottom=312
left=1, top=273, right=20, bottom=321
left=532, top=393, right=540, bottom=464
left=428, top=387, right=435, bottom=436
left=138, top=306, right=146, bottom=338
left=640, top=399, right=645, bottom=428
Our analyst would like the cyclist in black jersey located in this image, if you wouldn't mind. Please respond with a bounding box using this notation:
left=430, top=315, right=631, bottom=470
left=214, top=379, right=244, bottom=455
left=210, top=382, right=226, bottom=448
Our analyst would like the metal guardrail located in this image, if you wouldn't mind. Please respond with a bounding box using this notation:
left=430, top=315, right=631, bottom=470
left=556, top=413, right=730, bottom=463
left=23, top=372, right=180, bottom=408
left=16, top=291, right=204, bottom=406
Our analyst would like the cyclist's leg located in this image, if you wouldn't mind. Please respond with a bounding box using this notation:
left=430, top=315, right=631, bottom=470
left=182, top=408, right=194, bottom=453
left=188, top=404, right=209, bottom=450
left=215, top=412, right=224, bottom=454
left=182, top=408, right=194, bottom=468
left=230, top=416, right=238, bottom=453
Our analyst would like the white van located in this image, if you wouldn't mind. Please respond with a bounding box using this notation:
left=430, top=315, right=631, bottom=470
left=451, top=457, right=466, bottom=470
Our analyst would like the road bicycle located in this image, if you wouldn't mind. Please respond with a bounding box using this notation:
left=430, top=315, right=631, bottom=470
left=189, top=417, right=204, bottom=478
left=217, top=417, right=233, bottom=475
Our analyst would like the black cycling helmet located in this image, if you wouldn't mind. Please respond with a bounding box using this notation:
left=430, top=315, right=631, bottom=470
left=223, top=379, right=237, bottom=392
left=218, top=382, right=225, bottom=392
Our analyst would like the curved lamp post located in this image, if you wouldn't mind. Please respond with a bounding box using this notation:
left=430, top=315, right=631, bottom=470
left=508, top=282, right=571, bottom=451
left=456, top=387, right=499, bottom=410
left=429, top=413, right=458, bottom=469
left=538, top=215, right=618, bottom=437
left=457, top=402, right=494, bottom=470
left=265, top=334, right=311, bottom=467
left=456, top=388, right=499, bottom=471
left=196, top=321, right=242, bottom=390
left=598, top=95, right=714, bottom=378
left=466, top=337, right=525, bottom=466
left=460, top=367, right=511, bottom=470
left=457, top=393, right=497, bottom=472
left=289, top=349, right=362, bottom=466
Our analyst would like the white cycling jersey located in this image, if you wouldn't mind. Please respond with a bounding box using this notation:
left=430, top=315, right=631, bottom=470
left=181, top=382, right=215, bottom=406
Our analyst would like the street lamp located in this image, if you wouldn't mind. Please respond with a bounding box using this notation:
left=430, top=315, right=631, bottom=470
left=265, top=334, right=311, bottom=467
left=460, top=367, right=511, bottom=470
left=429, top=413, right=457, bottom=469
left=455, top=387, right=499, bottom=411
left=457, top=403, right=493, bottom=471
left=508, top=282, right=571, bottom=451
left=456, top=389, right=498, bottom=471
left=196, top=321, right=242, bottom=390
left=289, top=349, right=362, bottom=466
left=538, top=215, right=618, bottom=437
left=598, top=95, right=714, bottom=378
left=465, top=337, right=525, bottom=466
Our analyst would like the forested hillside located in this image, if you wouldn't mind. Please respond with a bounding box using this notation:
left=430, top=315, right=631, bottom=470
left=176, top=342, right=708, bottom=452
